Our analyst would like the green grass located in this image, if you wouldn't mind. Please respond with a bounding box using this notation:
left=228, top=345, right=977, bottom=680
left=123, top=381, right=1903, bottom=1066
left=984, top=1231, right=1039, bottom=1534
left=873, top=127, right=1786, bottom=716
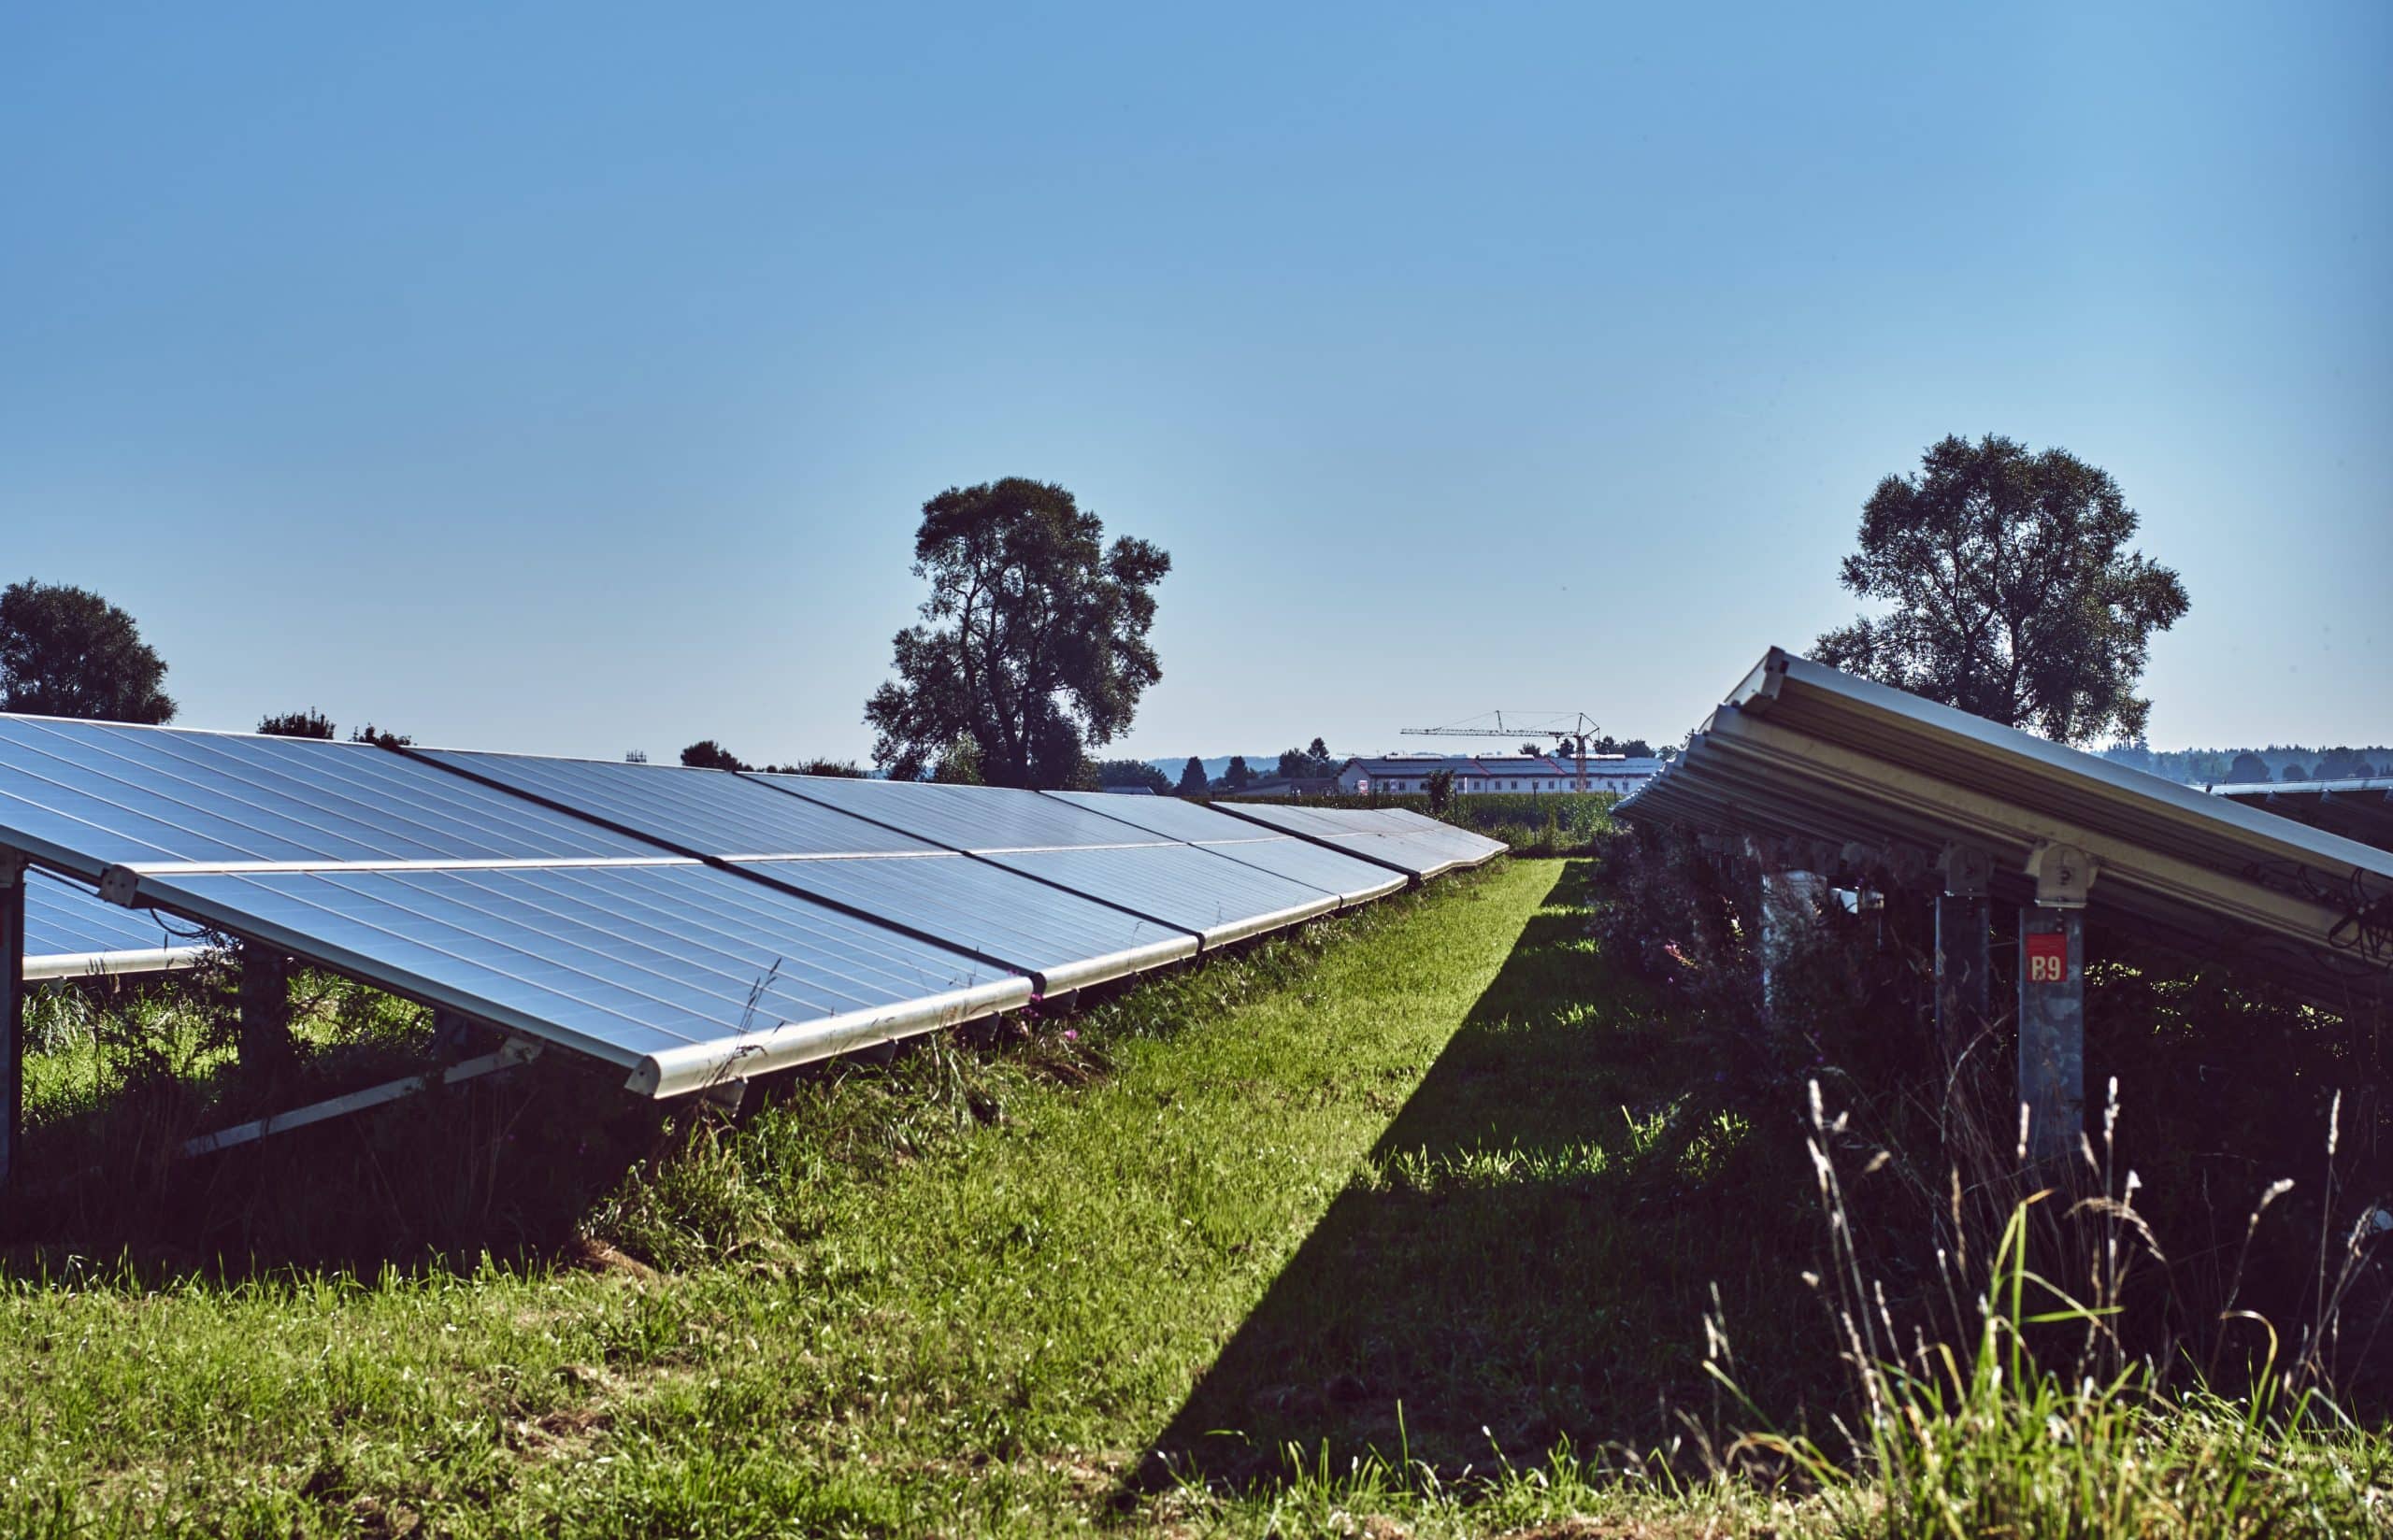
left=1, top=859, right=2382, bottom=1536
left=0, top=861, right=1639, bottom=1533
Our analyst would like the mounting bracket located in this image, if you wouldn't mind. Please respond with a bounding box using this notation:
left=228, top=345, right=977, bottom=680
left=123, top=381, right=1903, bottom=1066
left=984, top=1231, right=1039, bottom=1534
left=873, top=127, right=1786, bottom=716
left=2025, top=842, right=2097, bottom=908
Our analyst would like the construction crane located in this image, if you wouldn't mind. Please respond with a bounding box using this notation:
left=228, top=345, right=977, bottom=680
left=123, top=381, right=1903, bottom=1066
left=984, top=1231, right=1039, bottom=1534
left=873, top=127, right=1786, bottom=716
left=1400, top=711, right=1602, bottom=791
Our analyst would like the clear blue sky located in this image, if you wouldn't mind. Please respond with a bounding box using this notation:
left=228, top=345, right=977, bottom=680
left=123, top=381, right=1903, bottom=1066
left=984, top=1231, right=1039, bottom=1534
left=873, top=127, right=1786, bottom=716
left=5, top=3, right=2386, bottom=765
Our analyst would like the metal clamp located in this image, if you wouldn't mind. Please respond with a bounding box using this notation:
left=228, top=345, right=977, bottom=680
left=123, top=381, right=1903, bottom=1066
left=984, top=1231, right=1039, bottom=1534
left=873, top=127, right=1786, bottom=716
left=2026, top=842, right=2096, bottom=908
left=1937, top=842, right=1993, bottom=898
left=99, top=864, right=142, bottom=907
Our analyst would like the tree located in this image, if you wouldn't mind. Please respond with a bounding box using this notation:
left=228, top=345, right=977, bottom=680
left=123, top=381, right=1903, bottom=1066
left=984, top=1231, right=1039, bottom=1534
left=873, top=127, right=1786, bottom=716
left=865, top=478, right=1170, bottom=789
left=1096, top=757, right=1170, bottom=793
left=350, top=723, right=411, bottom=749
left=1618, top=737, right=1654, bottom=758
left=0, top=580, right=176, bottom=723
left=258, top=708, right=336, bottom=740
left=1305, top=737, right=1334, bottom=774
left=1424, top=768, right=1455, bottom=814
left=931, top=736, right=983, bottom=785
left=2225, top=751, right=2271, bottom=784
left=680, top=739, right=749, bottom=772
left=1175, top=756, right=1208, bottom=796
left=1520, top=741, right=1541, bottom=758
left=1813, top=435, right=2189, bottom=744
left=764, top=758, right=866, bottom=777
left=2316, top=747, right=2371, bottom=780
left=1224, top=755, right=1252, bottom=791
left=1276, top=748, right=1309, bottom=781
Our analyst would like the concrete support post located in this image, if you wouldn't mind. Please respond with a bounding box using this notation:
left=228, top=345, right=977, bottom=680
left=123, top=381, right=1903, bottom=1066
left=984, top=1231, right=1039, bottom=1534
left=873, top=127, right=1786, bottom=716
left=2018, top=842, right=2094, bottom=1168
left=237, top=944, right=295, bottom=1081
left=1934, top=843, right=1994, bottom=1062
left=0, top=855, right=24, bottom=1195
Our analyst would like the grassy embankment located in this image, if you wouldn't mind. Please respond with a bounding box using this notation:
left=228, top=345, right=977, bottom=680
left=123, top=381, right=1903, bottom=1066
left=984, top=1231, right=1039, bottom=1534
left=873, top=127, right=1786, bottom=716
left=1, top=857, right=2383, bottom=1536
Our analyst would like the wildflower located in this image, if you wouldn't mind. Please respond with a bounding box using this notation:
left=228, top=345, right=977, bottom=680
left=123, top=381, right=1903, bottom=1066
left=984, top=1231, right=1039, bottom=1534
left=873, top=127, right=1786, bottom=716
left=1062, top=1029, right=1079, bottom=1042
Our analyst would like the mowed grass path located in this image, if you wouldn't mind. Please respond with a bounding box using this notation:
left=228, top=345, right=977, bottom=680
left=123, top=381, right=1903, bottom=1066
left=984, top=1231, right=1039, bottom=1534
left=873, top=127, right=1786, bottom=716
left=0, top=858, right=1766, bottom=1535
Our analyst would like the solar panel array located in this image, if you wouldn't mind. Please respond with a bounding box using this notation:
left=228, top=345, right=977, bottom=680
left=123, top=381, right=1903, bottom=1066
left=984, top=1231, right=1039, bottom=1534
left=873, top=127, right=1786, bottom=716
left=0, top=718, right=1501, bottom=1096
left=2210, top=778, right=2393, bottom=856
left=1208, top=800, right=1506, bottom=878
left=1617, top=649, right=2393, bottom=1013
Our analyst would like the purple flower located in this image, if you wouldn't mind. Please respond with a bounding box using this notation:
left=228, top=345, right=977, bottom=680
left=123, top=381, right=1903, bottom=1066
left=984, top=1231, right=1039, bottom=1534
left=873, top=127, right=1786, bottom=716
left=1062, top=1029, right=1079, bottom=1042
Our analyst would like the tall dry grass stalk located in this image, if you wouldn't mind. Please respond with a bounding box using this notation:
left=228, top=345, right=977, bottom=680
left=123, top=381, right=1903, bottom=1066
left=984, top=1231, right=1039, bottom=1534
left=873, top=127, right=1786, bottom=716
left=1698, top=1078, right=2389, bottom=1536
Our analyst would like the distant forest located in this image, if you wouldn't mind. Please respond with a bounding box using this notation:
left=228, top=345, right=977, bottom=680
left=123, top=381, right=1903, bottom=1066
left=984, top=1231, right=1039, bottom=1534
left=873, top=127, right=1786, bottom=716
left=2099, top=743, right=2393, bottom=786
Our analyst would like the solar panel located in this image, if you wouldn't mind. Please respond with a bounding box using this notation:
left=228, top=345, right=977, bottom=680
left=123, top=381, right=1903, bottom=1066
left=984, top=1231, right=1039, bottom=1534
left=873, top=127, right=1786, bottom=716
left=108, top=862, right=1031, bottom=1095
left=0, top=720, right=1046, bottom=1092
left=414, top=750, right=932, bottom=858
left=2212, top=778, right=2393, bottom=855
left=410, top=752, right=1202, bottom=985
left=748, top=773, right=1176, bottom=852
left=1211, top=802, right=1506, bottom=878
left=0, top=716, right=652, bottom=868
left=1041, top=791, right=1409, bottom=904
left=0, top=718, right=1481, bottom=1106
left=745, top=773, right=1349, bottom=944
left=24, top=867, right=208, bottom=979
left=1616, top=649, right=2393, bottom=1012
left=974, top=842, right=1337, bottom=946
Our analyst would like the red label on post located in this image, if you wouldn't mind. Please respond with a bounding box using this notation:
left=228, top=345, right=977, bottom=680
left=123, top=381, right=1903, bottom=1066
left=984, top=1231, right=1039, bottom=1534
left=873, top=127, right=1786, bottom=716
left=2025, top=931, right=2070, bottom=984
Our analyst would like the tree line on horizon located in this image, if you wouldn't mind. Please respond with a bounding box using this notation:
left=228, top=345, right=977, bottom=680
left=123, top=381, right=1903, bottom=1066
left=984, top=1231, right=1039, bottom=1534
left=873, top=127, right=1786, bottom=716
left=10, top=434, right=2358, bottom=795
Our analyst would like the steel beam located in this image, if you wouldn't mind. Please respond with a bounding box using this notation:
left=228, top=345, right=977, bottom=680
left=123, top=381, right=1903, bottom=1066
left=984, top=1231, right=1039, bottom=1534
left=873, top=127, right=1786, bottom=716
left=181, top=1039, right=543, bottom=1158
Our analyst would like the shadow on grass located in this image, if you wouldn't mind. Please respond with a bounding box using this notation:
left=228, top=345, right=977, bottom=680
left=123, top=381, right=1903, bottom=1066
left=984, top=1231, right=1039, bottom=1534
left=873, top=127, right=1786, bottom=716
left=2, top=1043, right=670, bottom=1285
left=1134, top=858, right=1825, bottom=1494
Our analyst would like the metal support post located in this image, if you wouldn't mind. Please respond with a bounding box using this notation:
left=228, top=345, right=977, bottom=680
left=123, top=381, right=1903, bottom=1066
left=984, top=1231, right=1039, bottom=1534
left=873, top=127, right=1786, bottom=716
left=2018, top=842, right=2093, bottom=1167
left=1934, top=843, right=1993, bottom=1062
left=1757, top=863, right=1827, bottom=1021
left=0, top=854, right=24, bottom=1195
left=238, top=943, right=295, bottom=1081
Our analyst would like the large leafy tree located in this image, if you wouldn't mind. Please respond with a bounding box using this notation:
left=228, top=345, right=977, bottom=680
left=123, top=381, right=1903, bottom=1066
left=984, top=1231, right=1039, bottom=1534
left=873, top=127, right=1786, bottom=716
left=0, top=580, right=176, bottom=723
left=1813, top=435, right=2189, bottom=744
left=1175, top=756, right=1208, bottom=796
left=866, top=479, right=1170, bottom=789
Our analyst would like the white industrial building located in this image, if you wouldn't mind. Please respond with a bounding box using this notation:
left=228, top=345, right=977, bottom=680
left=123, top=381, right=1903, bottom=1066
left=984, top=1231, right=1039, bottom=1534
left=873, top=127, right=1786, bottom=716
left=1334, top=752, right=1664, bottom=796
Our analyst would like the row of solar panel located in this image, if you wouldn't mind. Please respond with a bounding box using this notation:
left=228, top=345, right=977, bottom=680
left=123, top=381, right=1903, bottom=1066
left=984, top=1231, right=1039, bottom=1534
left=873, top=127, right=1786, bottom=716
left=1, top=715, right=1504, bottom=1093
left=1615, top=649, right=2393, bottom=1013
